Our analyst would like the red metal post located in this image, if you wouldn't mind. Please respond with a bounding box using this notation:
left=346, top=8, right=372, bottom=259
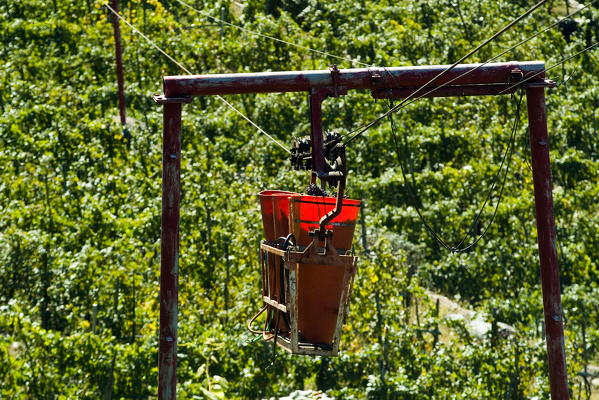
left=159, top=102, right=182, bottom=400
left=111, top=0, right=127, bottom=125
left=309, top=89, right=328, bottom=177
left=526, top=87, right=570, bottom=400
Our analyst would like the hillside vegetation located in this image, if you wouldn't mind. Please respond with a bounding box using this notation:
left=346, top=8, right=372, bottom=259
left=0, top=0, right=597, bottom=398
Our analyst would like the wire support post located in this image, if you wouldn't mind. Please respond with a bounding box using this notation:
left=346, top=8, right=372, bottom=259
left=159, top=103, right=183, bottom=400
left=526, top=86, right=569, bottom=400
left=110, top=0, right=127, bottom=125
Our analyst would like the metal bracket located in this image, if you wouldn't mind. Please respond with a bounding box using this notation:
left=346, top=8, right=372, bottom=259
left=524, top=79, right=557, bottom=88
left=371, top=71, right=382, bottom=82
left=329, top=65, right=341, bottom=97
left=153, top=94, right=193, bottom=104
left=509, top=68, right=524, bottom=84
left=509, top=68, right=556, bottom=89
left=369, top=68, right=383, bottom=86
left=328, top=65, right=347, bottom=97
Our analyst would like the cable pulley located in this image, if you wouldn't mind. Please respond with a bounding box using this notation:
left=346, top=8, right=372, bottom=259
left=291, top=130, right=346, bottom=189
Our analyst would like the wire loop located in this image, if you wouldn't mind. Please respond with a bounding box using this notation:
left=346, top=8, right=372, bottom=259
left=387, top=91, right=524, bottom=253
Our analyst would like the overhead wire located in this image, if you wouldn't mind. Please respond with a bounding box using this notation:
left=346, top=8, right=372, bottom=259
left=106, top=4, right=191, bottom=74
left=174, top=0, right=373, bottom=68
left=376, top=20, right=597, bottom=253
left=367, top=0, right=599, bottom=134
left=345, top=0, right=597, bottom=145
left=106, top=0, right=598, bottom=255
left=376, top=8, right=597, bottom=252
left=555, top=72, right=577, bottom=89
left=213, top=95, right=291, bottom=153
left=107, top=0, right=594, bottom=155
left=372, top=11, right=596, bottom=253
left=344, top=0, right=549, bottom=145
left=451, top=91, right=524, bottom=252
left=105, top=3, right=291, bottom=154
left=388, top=91, right=524, bottom=253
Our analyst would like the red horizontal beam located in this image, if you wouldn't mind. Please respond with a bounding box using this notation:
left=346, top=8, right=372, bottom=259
left=163, top=61, right=544, bottom=98
left=371, top=84, right=519, bottom=99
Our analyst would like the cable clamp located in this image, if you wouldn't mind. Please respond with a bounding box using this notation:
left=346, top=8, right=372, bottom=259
left=328, top=65, right=347, bottom=97
left=509, top=68, right=524, bottom=84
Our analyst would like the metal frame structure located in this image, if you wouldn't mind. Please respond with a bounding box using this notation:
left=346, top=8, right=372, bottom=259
left=154, top=61, right=569, bottom=400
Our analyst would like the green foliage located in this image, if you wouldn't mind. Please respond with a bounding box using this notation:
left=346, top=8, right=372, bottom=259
left=0, top=0, right=597, bottom=398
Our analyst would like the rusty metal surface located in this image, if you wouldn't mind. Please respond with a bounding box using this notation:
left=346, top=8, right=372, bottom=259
left=110, top=0, right=126, bottom=125
left=318, top=177, right=346, bottom=236
left=306, top=87, right=348, bottom=236
left=371, top=84, right=520, bottom=99
left=260, top=238, right=358, bottom=356
left=163, top=61, right=545, bottom=97
left=526, top=87, right=569, bottom=400
left=309, top=89, right=328, bottom=177
left=371, top=79, right=556, bottom=99
left=159, top=103, right=182, bottom=400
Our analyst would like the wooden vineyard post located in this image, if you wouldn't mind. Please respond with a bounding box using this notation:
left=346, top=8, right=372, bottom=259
left=110, top=0, right=127, bottom=125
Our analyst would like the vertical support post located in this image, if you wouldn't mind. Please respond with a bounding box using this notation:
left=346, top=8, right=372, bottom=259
left=159, top=103, right=182, bottom=400
left=111, top=0, right=127, bottom=125
left=309, top=89, right=328, bottom=177
left=526, top=87, right=569, bottom=400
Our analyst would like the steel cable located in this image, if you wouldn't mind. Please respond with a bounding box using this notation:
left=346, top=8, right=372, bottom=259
left=361, top=0, right=598, bottom=141
left=346, top=32, right=597, bottom=148
left=344, top=0, right=549, bottom=145
left=376, top=40, right=598, bottom=146
left=105, top=4, right=291, bottom=154
left=174, top=0, right=373, bottom=67
left=388, top=91, right=524, bottom=253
